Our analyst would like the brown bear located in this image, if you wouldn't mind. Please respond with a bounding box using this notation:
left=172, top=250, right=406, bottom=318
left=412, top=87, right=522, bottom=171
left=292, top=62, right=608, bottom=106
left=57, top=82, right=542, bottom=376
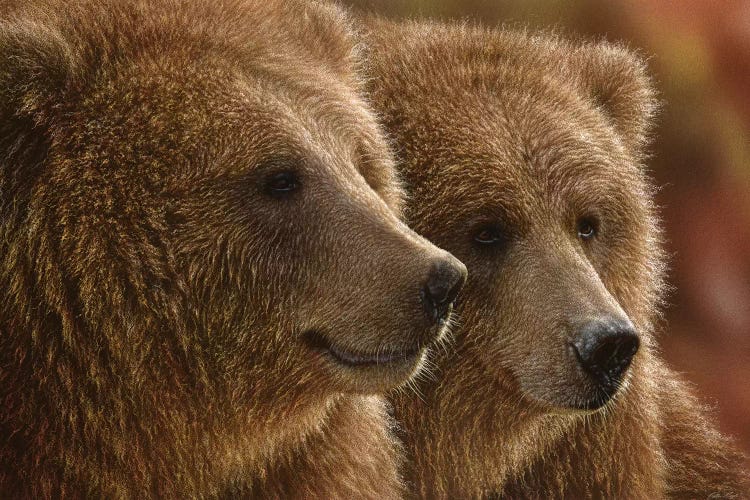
left=362, top=18, right=750, bottom=498
left=0, top=1, right=468, bottom=497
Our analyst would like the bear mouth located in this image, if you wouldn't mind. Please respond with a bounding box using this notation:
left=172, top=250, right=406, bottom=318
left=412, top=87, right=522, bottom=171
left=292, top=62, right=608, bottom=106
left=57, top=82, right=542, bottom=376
left=571, top=392, right=614, bottom=411
left=303, top=330, right=423, bottom=368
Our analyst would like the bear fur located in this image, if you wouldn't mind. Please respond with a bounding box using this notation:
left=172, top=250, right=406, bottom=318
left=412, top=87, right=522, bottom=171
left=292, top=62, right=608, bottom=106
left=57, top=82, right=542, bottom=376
left=0, top=1, right=465, bottom=496
left=363, top=18, right=750, bottom=498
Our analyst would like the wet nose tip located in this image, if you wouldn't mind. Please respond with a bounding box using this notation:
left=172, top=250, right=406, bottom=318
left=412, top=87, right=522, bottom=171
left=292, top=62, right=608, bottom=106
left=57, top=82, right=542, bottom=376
left=573, top=319, right=639, bottom=386
left=427, top=257, right=467, bottom=305
left=422, top=257, right=467, bottom=324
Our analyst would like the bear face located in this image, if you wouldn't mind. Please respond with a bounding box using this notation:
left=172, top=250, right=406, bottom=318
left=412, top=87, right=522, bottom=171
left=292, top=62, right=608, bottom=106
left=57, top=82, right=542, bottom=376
left=52, top=58, right=457, bottom=396
left=367, top=23, right=662, bottom=413
left=396, top=81, right=657, bottom=409
left=0, top=1, right=465, bottom=494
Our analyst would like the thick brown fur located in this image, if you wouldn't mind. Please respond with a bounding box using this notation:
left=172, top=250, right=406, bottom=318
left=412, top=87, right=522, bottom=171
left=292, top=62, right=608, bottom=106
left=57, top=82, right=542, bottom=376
left=363, top=18, right=750, bottom=498
left=0, top=1, right=466, bottom=497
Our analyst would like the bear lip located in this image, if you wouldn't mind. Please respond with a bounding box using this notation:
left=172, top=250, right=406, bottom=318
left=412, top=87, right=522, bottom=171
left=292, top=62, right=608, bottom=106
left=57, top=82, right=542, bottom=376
left=570, top=392, right=614, bottom=411
left=303, top=330, right=422, bottom=368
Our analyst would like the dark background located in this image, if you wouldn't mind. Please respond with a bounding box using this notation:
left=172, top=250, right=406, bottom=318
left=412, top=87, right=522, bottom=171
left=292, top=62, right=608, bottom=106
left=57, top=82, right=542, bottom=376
left=344, top=0, right=750, bottom=456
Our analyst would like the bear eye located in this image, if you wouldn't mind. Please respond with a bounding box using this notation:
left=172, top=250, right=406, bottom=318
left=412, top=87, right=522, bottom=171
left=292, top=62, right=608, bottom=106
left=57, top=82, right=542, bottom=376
left=265, top=171, right=300, bottom=197
left=577, top=217, right=598, bottom=240
left=474, top=225, right=506, bottom=246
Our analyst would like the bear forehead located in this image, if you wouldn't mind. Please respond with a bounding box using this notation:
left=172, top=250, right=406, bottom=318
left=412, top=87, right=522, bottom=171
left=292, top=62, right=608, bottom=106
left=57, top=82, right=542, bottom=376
left=395, top=91, right=645, bottom=229
left=5, top=0, right=371, bottom=151
left=370, top=24, right=641, bottom=164
left=39, top=59, right=402, bottom=214
left=404, top=88, right=634, bottom=181
left=373, top=38, right=634, bottom=174
left=69, top=61, right=373, bottom=141
left=47, top=81, right=386, bottom=204
left=40, top=35, right=380, bottom=169
left=6, top=0, right=356, bottom=74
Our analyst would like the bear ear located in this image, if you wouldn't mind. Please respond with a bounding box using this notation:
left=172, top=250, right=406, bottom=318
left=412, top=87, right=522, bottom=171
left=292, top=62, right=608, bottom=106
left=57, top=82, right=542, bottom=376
left=571, top=41, right=658, bottom=154
left=0, top=18, right=75, bottom=126
left=296, top=1, right=361, bottom=79
left=0, top=17, right=75, bottom=209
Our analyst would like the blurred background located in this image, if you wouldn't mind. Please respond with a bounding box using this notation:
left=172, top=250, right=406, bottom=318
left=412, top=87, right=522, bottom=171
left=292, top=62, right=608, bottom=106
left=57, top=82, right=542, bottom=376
left=343, top=0, right=750, bottom=456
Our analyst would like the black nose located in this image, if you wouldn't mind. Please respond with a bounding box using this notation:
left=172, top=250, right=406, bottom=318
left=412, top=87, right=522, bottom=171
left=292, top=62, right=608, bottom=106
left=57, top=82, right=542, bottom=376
left=421, top=258, right=467, bottom=325
left=572, top=318, right=639, bottom=388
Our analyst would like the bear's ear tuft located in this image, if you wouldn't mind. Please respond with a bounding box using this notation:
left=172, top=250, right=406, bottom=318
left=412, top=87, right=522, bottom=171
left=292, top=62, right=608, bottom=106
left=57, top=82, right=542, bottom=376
left=0, top=17, right=75, bottom=125
left=572, top=41, right=658, bottom=154
left=0, top=17, right=76, bottom=212
left=296, top=1, right=360, bottom=79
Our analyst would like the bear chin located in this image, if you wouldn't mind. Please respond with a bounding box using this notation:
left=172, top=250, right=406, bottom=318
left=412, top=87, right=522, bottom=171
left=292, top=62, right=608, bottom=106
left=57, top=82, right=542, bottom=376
left=520, top=369, right=635, bottom=414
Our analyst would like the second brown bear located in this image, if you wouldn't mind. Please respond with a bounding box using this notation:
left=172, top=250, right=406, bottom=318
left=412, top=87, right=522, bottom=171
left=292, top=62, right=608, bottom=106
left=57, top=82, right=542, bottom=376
left=363, top=18, right=750, bottom=499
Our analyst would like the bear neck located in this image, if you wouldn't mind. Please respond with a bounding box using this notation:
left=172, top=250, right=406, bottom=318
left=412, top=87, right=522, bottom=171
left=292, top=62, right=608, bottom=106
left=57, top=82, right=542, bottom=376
left=392, top=342, right=666, bottom=497
left=498, top=353, right=668, bottom=497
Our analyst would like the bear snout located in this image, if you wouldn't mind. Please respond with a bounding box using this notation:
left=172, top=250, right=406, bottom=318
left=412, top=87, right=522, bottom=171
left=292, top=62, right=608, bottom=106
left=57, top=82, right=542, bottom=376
left=420, top=256, right=468, bottom=326
left=572, top=318, right=640, bottom=393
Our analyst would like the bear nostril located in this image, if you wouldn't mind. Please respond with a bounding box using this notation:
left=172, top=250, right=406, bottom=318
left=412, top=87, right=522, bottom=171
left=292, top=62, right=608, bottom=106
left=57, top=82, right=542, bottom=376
left=573, top=319, right=639, bottom=387
left=421, top=257, right=468, bottom=325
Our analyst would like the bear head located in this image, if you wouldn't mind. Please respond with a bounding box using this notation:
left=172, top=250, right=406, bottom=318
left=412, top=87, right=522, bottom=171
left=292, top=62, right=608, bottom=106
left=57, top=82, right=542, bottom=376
left=367, top=23, right=664, bottom=411
left=0, top=0, right=467, bottom=470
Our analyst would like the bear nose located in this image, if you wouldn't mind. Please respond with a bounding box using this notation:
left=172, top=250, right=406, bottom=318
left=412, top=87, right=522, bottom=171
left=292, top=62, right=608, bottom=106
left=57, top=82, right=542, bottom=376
left=421, top=257, right=467, bottom=325
left=572, top=318, right=639, bottom=388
